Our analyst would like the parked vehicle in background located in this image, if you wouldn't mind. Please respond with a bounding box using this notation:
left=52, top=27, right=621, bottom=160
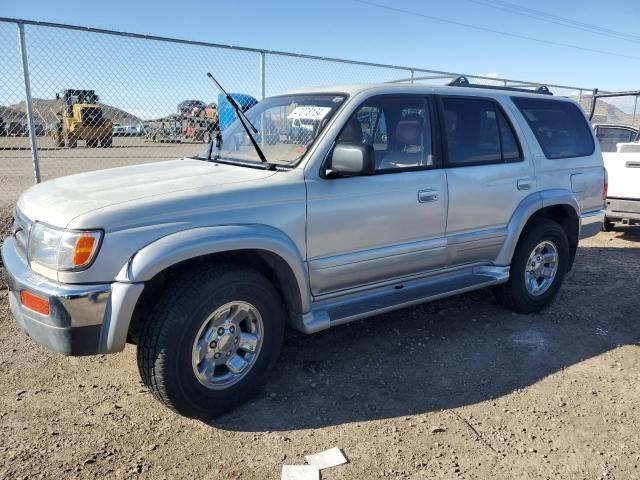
left=3, top=80, right=605, bottom=420
left=177, top=100, right=207, bottom=116
left=593, top=123, right=639, bottom=153
left=113, top=124, right=143, bottom=136
left=8, top=121, right=26, bottom=137
left=51, top=89, right=113, bottom=148
left=26, top=123, right=46, bottom=137
left=589, top=91, right=640, bottom=230
left=0, top=116, right=6, bottom=136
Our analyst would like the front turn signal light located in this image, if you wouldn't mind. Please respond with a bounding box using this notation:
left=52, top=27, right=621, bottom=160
left=72, top=234, right=98, bottom=267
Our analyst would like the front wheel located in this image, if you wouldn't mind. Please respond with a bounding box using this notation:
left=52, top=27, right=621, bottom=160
left=137, top=265, right=285, bottom=420
left=494, top=219, right=569, bottom=313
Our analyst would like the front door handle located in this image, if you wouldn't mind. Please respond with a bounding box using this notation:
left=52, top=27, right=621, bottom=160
left=418, top=189, right=439, bottom=203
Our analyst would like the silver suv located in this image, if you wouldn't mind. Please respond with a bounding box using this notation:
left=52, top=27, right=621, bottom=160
left=2, top=81, right=605, bottom=419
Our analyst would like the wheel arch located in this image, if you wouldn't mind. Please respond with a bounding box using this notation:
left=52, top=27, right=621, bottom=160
left=497, top=190, right=580, bottom=269
left=115, top=225, right=311, bottom=348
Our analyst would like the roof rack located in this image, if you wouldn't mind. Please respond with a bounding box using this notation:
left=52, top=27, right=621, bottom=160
left=447, top=76, right=553, bottom=95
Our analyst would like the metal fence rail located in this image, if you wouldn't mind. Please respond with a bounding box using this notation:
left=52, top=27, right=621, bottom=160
left=0, top=16, right=622, bottom=207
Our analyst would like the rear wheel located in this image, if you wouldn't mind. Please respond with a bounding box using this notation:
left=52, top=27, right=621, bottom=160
left=602, top=217, right=615, bottom=232
left=137, top=265, right=285, bottom=420
left=87, top=138, right=99, bottom=148
left=494, top=219, right=569, bottom=313
left=100, top=135, right=112, bottom=148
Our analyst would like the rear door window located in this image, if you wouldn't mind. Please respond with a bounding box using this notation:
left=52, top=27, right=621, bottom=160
left=512, top=97, right=595, bottom=159
left=441, top=97, right=522, bottom=166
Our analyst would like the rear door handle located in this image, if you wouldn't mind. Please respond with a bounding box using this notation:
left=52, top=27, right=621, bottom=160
left=418, top=189, right=439, bottom=203
left=517, top=178, right=533, bottom=191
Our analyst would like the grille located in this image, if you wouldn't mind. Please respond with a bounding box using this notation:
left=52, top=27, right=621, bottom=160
left=12, top=208, right=32, bottom=261
left=81, top=107, right=104, bottom=124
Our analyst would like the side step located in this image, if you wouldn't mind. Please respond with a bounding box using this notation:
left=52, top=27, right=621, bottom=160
left=300, top=266, right=509, bottom=333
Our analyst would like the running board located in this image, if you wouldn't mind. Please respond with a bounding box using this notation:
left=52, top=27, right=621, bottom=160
left=299, top=266, right=509, bottom=333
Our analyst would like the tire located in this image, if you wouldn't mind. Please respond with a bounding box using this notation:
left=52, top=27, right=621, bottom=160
left=53, top=125, right=64, bottom=147
left=87, top=138, right=99, bottom=148
left=65, top=133, right=77, bottom=149
left=137, top=264, right=285, bottom=420
left=100, top=135, right=112, bottom=148
left=602, top=217, right=615, bottom=232
left=494, top=219, right=569, bottom=314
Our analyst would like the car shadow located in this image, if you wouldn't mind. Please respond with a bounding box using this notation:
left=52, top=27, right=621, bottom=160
left=210, top=244, right=640, bottom=432
left=612, top=225, right=640, bottom=241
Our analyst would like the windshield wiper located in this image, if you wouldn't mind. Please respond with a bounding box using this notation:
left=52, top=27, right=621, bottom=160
left=206, top=72, right=274, bottom=169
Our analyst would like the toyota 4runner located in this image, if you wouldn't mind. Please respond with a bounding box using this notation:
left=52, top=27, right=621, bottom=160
left=2, top=80, right=605, bottom=419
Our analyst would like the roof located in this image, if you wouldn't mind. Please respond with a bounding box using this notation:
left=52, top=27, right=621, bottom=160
left=277, top=83, right=573, bottom=101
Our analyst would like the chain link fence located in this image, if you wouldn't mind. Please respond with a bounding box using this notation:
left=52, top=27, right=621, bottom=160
left=0, top=17, right=609, bottom=206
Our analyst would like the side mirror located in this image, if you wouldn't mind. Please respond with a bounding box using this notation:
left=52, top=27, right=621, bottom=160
left=329, top=143, right=375, bottom=176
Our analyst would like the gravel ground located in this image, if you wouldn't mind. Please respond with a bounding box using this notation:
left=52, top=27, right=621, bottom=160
left=1, top=216, right=639, bottom=480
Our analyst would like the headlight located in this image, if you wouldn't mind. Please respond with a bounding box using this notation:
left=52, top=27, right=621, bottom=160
left=28, top=223, right=102, bottom=271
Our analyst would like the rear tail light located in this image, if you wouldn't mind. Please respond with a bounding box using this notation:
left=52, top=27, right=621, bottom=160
left=20, top=291, right=50, bottom=315
left=603, top=167, right=608, bottom=200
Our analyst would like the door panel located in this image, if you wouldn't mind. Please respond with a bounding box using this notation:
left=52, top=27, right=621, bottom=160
left=306, top=169, right=448, bottom=295
left=439, top=95, right=535, bottom=266
left=445, top=163, right=531, bottom=265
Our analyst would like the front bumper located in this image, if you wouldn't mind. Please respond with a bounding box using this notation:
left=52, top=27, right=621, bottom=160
left=580, top=210, right=605, bottom=240
left=2, top=238, right=143, bottom=356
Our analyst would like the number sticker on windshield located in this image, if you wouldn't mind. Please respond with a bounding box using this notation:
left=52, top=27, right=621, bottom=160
left=287, top=106, right=332, bottom=121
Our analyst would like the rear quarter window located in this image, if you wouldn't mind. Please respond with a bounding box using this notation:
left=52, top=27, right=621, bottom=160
left=512, top=97, right=595, bottom=159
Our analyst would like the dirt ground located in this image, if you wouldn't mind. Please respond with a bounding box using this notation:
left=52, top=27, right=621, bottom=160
left=1, top=213, right=639, bottom=480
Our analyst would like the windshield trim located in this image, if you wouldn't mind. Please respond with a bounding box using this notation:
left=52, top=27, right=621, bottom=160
left=210, top=92, right=350, bottom=169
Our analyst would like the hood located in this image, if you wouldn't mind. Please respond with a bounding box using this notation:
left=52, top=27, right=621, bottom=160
left=18, top=158, right=277, bottom=228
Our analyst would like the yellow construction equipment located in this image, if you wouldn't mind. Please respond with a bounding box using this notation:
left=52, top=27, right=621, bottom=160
left=51, top=89, right=113, bottom=148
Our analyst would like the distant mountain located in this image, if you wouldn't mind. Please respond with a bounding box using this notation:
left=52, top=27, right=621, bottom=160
left=1, top=99, right=142, bottom=127
left=575, top=96, right=638, bottom=127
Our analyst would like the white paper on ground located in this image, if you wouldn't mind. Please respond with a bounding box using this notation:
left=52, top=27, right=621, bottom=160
left=281, top=465, right=319, bottom=480
left=304, top=447, right=348, bottom=470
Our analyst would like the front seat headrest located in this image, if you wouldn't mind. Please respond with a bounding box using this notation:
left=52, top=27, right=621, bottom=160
left=338, top=118, right=363, bottom=143
left=395, top=120, right=423, bottom=147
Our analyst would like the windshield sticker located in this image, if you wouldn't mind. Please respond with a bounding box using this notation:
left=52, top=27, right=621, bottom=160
left=287, top=106, right=332, bottom=121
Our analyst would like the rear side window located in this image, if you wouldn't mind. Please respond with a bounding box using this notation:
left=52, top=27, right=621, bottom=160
left=512, top=97, right=595, bottom=159
left=441, top=97, right=522, bottom=167
left=596, top=126, right=637, bottom=153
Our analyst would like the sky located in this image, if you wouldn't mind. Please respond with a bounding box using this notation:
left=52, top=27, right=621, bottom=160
left=1, top=0, right=639, bottom=119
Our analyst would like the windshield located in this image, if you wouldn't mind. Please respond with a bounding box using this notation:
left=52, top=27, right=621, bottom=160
left=207, top=94, right=345, bottom=167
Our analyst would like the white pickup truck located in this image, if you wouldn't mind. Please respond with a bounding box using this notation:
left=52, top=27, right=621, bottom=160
left=602, top=137, right=640, bottom=230
left=591, top=122, right=640, bottom=230
left=589, top=91, right=640, bottom=230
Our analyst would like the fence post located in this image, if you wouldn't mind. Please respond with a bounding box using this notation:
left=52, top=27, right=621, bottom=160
left=633, top=96, right=638, bottom=126
left=17, top=22, right=41, bottom=184
left=578, top=89, right=583, bottom=109
left=410, top=69, right=415, bottom=84
left=259, top=51, right=266, bottom=100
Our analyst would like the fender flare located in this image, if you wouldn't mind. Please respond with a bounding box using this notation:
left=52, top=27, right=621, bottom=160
left=495, top=189, right=580, bottom=265
left=116, top=224, right=312, bottom=313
